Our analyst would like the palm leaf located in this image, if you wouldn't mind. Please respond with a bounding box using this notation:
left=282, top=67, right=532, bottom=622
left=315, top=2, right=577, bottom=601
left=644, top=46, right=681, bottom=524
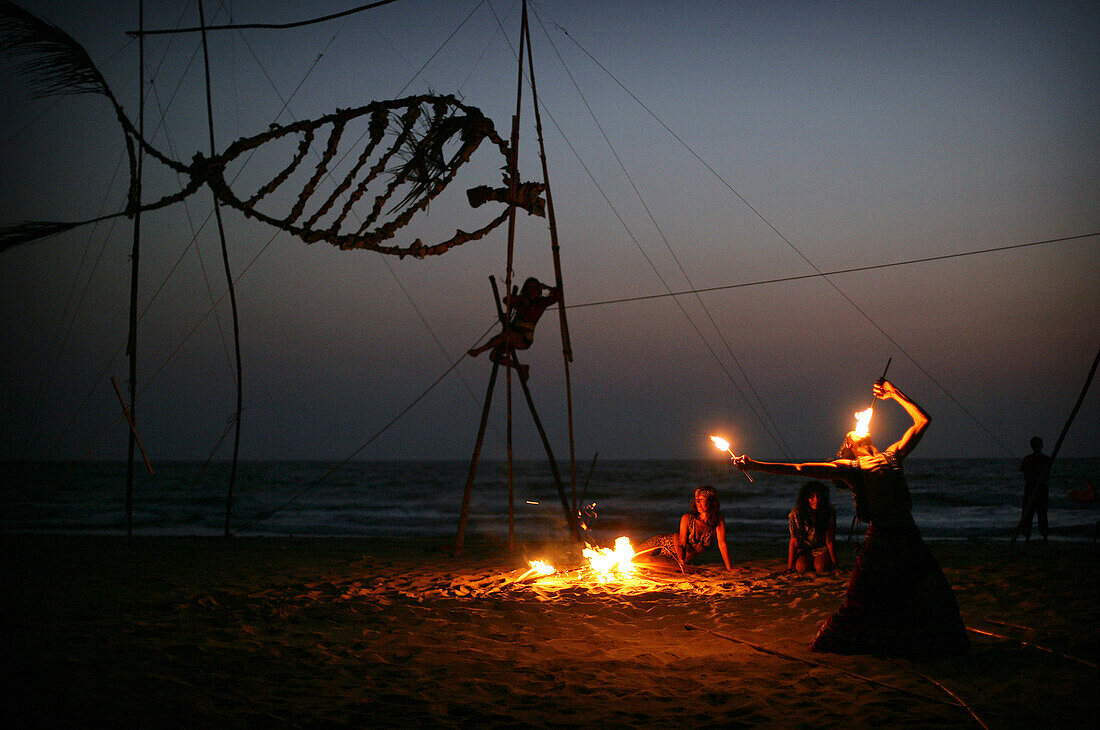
left=0, top=0, right=110, bottom=97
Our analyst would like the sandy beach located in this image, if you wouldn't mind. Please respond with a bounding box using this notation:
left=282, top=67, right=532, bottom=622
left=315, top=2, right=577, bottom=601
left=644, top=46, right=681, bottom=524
left=1, top=533, right=1096, bottom=728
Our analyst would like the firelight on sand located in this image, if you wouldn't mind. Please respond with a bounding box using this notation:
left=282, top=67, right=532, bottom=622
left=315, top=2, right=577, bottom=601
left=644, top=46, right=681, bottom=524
left=853, top=408, right=874, bottom=438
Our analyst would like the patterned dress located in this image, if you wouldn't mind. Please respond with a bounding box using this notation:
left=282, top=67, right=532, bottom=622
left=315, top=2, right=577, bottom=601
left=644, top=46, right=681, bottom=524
left=639, top=514, right=716, bottom=562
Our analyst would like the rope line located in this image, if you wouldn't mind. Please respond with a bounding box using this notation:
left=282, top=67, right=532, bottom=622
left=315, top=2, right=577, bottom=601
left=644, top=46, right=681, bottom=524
left=532, top=6, right=791, bottom=458
left=539, top=11, right=1067, bottom=456
left=566, top=233, right=1098, bottom=310
left=127, top=0, right=405, bottom=36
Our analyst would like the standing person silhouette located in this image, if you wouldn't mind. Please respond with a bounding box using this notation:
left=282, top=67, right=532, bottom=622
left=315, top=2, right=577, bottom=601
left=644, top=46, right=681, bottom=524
left=1018, top=436, right=1050, bottom=542
left=733, top=379, right=969, bottom=659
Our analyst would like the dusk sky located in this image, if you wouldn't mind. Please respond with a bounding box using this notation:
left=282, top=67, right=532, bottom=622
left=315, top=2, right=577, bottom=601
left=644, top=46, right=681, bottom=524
left=0, top=0, right=1096, bottom=464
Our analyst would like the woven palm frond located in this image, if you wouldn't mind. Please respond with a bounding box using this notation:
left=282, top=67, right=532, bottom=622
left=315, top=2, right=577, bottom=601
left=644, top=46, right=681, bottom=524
left=0, top=0, right=110, bottom=98
left=389, top=103, right=487, bottom=213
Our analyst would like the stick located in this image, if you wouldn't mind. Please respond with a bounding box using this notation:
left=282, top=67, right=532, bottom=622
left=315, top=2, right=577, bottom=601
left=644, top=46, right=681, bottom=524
left=887, top=660, right=990, bottom=730
left=869, top=357, right=893, bottom=412
left=683, top=624, right=956, bottom=706
left=110, top=377, right=153, bottom=475
left=580, top=451, right=598, bottom=503
left=967, top=627, right=1097, bottom=669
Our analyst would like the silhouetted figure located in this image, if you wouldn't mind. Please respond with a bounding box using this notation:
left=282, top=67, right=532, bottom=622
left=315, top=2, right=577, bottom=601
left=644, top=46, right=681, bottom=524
left=468, top=276, right=560, bottom=380
left=636, top=486, right=734, bottom=573
left=788, top=481, right=837, bottom=574
left=1018, top=436, right=1050, bottom=542
left=734, top=379, right=969, bottom=660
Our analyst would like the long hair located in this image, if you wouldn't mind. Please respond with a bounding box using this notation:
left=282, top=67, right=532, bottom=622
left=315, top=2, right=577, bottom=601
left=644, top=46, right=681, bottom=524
left=690, top=486, right=721, bottom=529
left=796, top=481, right=832, bottom=534
left=836, top=431, right=875, bottom=460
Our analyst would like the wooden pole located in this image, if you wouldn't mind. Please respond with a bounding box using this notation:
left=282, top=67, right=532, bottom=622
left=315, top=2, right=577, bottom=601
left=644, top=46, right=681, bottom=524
left=516, top=368, right=582, bottom=541
left=123, top=0, right=146, bottom=538
left=454, top=360, right=500, bottom=556
left=198, top=0, right=244, bottom=537
left=497, top=0, right=530, bottom=553
left=523, top=11, right=579, bottom=515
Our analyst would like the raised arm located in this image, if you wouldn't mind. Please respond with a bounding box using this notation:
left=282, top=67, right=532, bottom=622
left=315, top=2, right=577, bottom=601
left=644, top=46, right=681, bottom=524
left=875, top=379, right=930, bottom=458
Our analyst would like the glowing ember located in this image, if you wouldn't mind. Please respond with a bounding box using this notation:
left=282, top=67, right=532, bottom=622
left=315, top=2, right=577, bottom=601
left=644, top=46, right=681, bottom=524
left=583, top=536, right=637, bottom=582
left=528, top=560, right=555, bottom=576
left=853, top=407, right=873, bottom=438
left=710, top=436, right=731, bottom=453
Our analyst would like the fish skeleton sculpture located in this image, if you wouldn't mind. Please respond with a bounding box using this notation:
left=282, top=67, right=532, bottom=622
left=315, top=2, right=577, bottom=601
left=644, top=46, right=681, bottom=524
left=0, top=1, right=544, bottom=258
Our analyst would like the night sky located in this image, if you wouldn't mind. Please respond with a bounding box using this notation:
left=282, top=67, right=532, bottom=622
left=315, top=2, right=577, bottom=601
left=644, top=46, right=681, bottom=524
left=1, top=0, right=1097, bottom=463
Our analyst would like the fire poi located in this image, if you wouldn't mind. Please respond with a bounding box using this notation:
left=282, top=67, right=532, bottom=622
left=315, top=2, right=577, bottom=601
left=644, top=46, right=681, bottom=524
left=852, top=407, right=874, bottom=438
left=710, top=436, right=754, bottom=483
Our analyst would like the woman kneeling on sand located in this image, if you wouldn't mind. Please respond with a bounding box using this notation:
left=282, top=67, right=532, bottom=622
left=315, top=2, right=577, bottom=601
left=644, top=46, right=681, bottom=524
left=734, top=379, right=969, bottom=660
left=788, top=481, right=837, bottom=574
left=636, top=486, right=734, bottom=573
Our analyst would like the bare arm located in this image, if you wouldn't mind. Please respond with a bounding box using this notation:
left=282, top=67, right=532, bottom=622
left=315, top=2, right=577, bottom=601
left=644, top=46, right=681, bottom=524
left=734, top=456, right=847, bottom=481
left=787, top=535, right=798, bottom=572
left=876, top=379, right=930, bottom=458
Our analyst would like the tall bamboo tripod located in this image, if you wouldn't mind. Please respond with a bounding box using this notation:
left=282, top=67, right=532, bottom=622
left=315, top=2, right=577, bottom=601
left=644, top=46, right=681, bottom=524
left=453, top=0, right=581, bottom=556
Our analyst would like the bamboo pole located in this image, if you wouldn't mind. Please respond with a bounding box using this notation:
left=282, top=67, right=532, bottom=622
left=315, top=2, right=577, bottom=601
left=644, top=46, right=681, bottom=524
left=454, top=360, right=500, bottom=557
left=198, top=0, right=244, bottom=537
left=523, top=10, right=579, bottom=515
left=123, top=0, right=147, bottom=538
left=499, top=1, right=530, bottom=553
left=515, top=369, right=582, bottom=541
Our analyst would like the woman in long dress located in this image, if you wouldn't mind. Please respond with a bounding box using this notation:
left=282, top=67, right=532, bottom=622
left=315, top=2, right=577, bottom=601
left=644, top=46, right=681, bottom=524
left=735, top=379, right=969, bottom=659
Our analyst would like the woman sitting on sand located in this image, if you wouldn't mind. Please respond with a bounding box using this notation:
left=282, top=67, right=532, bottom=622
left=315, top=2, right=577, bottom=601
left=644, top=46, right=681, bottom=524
left=636, top=486, right=733, bottom=572
left=787, top=481, right=837, bottom=574
left=734, top=379, right=969, bottom=660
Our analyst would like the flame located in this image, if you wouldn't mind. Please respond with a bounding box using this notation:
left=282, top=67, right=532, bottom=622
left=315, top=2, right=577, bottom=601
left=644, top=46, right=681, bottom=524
left=528, top=559, right=555, bottom=576
left=853, top=408, right=873, bottom=438
left=710, top=436, right=731, bottom=452
left=582, top=536, right=637, bottom=582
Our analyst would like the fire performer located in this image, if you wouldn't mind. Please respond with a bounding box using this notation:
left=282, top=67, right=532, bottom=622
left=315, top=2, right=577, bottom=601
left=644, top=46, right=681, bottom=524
left=733, top=379, right=969, bottom=659
left=636, top=486, right=734, bottom=573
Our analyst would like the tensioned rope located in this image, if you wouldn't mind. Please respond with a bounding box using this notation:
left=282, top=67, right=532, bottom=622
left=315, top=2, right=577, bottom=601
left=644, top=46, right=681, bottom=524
left=530, top=4, right=792, bottom=459
left=127, top=0, right=405, bottom=37
left=566, top=233, right=1099, bottom=310
left=538, top=9, right=1035, bottom=457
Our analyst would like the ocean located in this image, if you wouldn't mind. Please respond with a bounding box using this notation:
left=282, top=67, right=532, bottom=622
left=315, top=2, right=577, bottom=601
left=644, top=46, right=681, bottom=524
left=1, top=458, right=1097, bottom=544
